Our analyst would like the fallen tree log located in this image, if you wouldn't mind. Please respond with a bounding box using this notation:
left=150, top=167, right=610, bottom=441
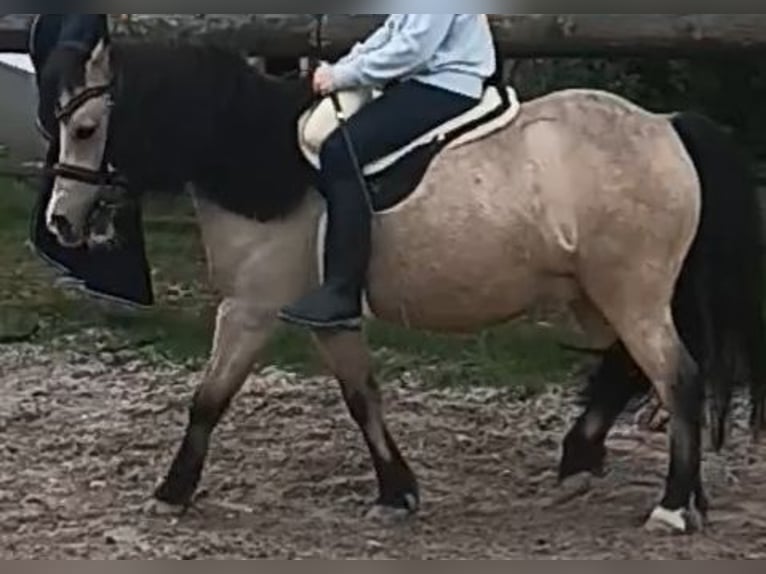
left=4, top=14, right=766, bottom=58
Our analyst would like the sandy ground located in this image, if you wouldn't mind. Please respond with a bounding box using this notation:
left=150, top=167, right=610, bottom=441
left=1, top=335, right=766, bottom=559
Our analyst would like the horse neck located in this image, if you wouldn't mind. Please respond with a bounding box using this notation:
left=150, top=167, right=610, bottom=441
left=109, top=43, right=315, bottom=220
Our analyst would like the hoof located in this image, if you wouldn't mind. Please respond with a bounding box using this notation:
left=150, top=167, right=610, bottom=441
left=559, top=429, right=607, bottom=482
left=153, top=480, right=195, bottom=510
left=143, top=498, right=187, bottom=518
left=365, top=503, right=416, bottom=526
left=644, top=506, right=700, bottom=534
left=365, top=491, right=419, bottom=525
left=549, top=473, right=595, bottom=507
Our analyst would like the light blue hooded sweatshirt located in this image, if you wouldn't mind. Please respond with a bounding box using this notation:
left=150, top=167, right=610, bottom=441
left=331, top=14, right=497, bottom=100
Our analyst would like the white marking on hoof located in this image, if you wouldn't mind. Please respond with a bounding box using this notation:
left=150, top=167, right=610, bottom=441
left=644, top=506, right=689, bottom=534
left=365, top=504, right=415, bottom=526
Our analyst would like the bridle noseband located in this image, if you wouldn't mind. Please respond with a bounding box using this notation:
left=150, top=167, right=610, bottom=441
left=52, top=81, right=128, bottom=189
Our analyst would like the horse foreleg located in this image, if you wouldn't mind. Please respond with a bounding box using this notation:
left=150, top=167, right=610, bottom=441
left=313, top=330, right=419, bottom=518
left=154, top=298, right=275, bottom=509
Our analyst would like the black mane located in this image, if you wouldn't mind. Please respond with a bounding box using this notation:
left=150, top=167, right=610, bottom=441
left=51, top=40, right=316, bottom=222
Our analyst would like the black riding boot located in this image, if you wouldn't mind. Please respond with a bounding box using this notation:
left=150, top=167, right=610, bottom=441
left=279, top=179, right=371, bottom=330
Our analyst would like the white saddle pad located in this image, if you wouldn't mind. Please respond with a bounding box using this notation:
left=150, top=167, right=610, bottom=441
left=298, top=84, right=521, bottom=177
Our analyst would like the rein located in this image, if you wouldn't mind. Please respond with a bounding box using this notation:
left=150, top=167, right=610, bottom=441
left=310, top=14, right=375, bottom=215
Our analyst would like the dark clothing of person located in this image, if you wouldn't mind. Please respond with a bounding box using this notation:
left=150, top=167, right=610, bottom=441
left=320, top=80, right=477, bottom=181
left=279, top=79, right=477, bottom=329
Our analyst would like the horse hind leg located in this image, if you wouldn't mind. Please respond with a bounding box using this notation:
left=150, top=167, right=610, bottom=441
left=557, top=298, right=639, bottom=478
left=154, top=298, right=276, bottom=510
left=610, top=306, right=706, bottom=533
left=313, top=330, right=419, bottom=520
left=559, top=342, right=651, bottom=482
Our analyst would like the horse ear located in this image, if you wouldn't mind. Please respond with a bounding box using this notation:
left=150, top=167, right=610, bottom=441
left=85, top=39, right=112, bottom=85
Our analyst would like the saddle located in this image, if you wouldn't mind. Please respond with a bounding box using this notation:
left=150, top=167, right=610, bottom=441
left=297, top=83, right=521, bottom=212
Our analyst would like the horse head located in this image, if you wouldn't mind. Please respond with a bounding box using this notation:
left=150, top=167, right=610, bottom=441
left=44, top=39, right=124, bottom=248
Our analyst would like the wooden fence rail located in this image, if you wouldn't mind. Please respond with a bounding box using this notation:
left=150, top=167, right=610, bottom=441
left=4, top=14, right=766, bottom=58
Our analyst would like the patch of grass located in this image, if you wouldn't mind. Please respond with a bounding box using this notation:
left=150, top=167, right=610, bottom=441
left=0, top=176, right=585, bottom=392
left=368, top=321, right=581, bottom=391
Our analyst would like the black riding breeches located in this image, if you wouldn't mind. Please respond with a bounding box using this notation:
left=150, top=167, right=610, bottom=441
left=318, top=80, right=478, bottom=190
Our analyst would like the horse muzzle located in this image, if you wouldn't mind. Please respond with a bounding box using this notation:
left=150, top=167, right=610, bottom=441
left=48, top=213, right=83, bottom=247
left=46, top=178, right=100, bottom=248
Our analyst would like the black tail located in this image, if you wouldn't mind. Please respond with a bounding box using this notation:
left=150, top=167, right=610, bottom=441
left=671, top=111, right=766, bottom=448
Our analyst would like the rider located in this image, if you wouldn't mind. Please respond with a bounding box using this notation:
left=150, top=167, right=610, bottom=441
left=29, top=14, right=153, bottom=308
left=279, top=14, right=497, bottom=330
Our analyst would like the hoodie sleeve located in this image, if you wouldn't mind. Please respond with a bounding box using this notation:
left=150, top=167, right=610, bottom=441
left=335, top=17, right=395, bottom=66
left=331, top=15, right=454, bottom=91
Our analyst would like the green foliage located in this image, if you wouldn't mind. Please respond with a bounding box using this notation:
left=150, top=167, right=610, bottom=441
left=515, top=56, right=766, bottom=156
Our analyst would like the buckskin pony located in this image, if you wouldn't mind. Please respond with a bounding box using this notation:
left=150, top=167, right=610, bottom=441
left=42, top=38, right=766, bottom=534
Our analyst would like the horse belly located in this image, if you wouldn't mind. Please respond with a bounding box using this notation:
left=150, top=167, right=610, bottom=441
left=366, top=187, right=544, bottom=333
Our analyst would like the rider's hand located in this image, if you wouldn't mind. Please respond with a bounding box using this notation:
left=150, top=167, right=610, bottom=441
left=313, top=64, right=336, bottom=96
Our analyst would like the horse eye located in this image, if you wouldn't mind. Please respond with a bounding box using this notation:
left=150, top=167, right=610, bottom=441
left=74, top=125, right=97, bottom=140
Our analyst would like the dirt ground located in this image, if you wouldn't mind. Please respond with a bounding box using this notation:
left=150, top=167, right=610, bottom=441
left=1, top=336, right=766, bottom=559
